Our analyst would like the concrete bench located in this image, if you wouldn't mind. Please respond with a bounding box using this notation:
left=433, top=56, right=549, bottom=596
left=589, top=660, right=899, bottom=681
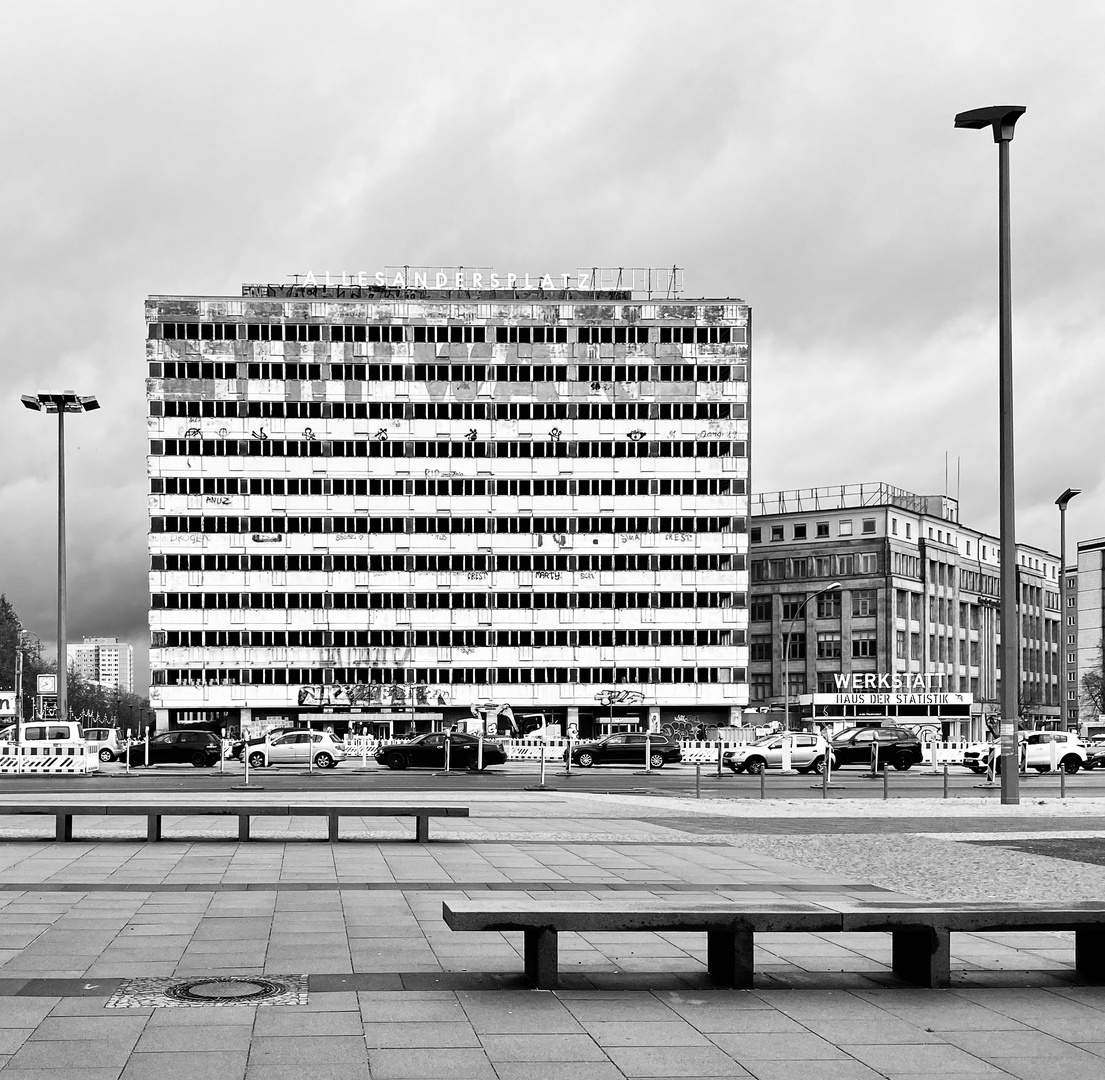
left=0, top=804, right=468, bottom=843
left=442, top=899, right=1105, bottom=989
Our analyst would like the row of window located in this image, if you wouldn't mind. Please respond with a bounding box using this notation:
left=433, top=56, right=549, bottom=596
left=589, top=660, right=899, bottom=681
left=151, top=590, right=744, bottom=610
left=751, top=553, right=879, bottom=581
left=154, top=400, right=744, bottom=421
left=155, top=628, right=739, bottom=649
left=151, top=514, right=742, bottom=535
left=751, top=630, right=879, bottom=661
left=155, top=322, right=748, bottom=346
left=152, top=552, right=746, bottom=573
left=749, top=591, right=876, bottom=622
left=150, top=437, right=747, bottom=460
left=155, top=360, right=746, bottom=383
left=153, top=665, right=741, bottom=687
left=152, top=476, right=745, bottom=498
left=752, top=519, right=878, bottom=543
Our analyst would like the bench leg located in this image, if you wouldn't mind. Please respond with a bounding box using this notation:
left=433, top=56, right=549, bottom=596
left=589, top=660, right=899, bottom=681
left=146, top=815, right=162, bottom=842
left=328, top=813, right=339, bottom=843
left=55, top=814, right=72, bottom=842
left=707, top=929, right=754, bottom=989
left=892, top=928, right=950, bottom=988
left=415, top=815, right=429, bottom=843
left=1075, top=928, right=1105, bottom=982
left=238, top=814, right=250, bottom=842
left=523, top=928, right=558, bottom=989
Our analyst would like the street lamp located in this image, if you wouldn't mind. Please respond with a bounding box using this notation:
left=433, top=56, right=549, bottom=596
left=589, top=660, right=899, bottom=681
left=955, top=104, right=1026, bottom=806
left=781, top=582, right=842, bottom=731
left=21, top=391, right=100, bottom=726
left=1056, top=488, right=1081, bottom=731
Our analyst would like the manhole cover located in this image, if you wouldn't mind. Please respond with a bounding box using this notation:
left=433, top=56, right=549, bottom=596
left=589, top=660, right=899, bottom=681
left=106, top=973, right=308, bottom=1008
left=168, top=977, right=285, bottom=1003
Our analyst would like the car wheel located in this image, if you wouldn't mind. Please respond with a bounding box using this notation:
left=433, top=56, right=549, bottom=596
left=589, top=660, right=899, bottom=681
left=649, top=753, right=665, bottom=769
left=465, top=754, right=481, bottom=772
left=577, top=751, right=595, bottom=768
left=247, top=751, right=266, bottom=768
left=744, top=757, right=766, bottom=775
left=98, top=748, right=114, bottom=762
left=892, top=753, right=913, bottom=771
left=386, top=752, right=407, bottom=770
left=314, top=753, right=334, bottom=769
left=810, top=756, right=827, bottom=775
left=1062, top=756, right=1082, bottom=775
left=190, top=752, right=208, bottom=768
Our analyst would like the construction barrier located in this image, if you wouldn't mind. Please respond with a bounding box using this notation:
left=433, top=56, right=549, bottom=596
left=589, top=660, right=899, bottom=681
left=0, top=741, right=100, bottom=775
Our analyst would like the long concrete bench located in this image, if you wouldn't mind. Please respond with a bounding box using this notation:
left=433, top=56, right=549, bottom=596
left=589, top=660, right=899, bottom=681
left=0, top=804, right=468, bottom=843
left=442, top=899, right=1105, bottom=989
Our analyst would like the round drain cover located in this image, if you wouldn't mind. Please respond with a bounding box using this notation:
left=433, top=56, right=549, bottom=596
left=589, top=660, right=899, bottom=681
left=167, top=977, right=288, bottom=1004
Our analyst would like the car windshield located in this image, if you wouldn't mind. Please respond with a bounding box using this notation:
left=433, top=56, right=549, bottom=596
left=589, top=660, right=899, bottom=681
left=832, top=729, right=864, bottom=742
left=750, top=735, right=780, bottom=746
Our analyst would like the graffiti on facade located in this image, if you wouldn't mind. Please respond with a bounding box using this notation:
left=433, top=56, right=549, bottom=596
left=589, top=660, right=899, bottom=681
left=593, top=689, right=645, bottom=706
left=297, top=684, right=451, bottom=708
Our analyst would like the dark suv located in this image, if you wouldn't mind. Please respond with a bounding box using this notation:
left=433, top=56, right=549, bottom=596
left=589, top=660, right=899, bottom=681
left=829, top=726, right=923, bottom=771
left=567, top=733, right=682, bottom=768
left=124, top=729, right=223, bottom=767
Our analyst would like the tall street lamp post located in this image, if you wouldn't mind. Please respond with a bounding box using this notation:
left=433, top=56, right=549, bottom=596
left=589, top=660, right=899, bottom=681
left=21, top=392, right=100, bottom=726
left=955, top=104, right=1026, bottom=806
left=1056, top=488, right=1081, bottom=730
left=781, top=582, right=842, bottom=732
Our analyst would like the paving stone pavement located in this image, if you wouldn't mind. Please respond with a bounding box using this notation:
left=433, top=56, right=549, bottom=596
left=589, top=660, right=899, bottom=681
left=0, top=791, right=1103, bottom=1078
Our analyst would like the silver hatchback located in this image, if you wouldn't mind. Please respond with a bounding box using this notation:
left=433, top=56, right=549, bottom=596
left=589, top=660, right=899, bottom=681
left=724, top=733, right=831, bottom=774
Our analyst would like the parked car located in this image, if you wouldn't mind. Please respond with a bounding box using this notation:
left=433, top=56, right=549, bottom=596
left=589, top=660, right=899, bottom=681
left=83, top=728, right=124, bottom=762
left=246, top=730, right=346, bottom=769
left=565, top=733, right=682, bottom=769
left=829, top=726, right=923, bottom=770
left=124, top=730, right=222, bottom=767
left=374, top=732, right=506, bottom=771
left=229, top=727, right=299, bottom=761
left=724, top=733, right=830, bottom=775
left=2, top=721, right=85, bottom=744
left=975, top=731, right=1088, bottom=775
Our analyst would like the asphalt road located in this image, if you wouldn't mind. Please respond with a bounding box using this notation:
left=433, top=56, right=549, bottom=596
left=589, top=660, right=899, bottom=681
left=3, top=758, right=1103, bottom=799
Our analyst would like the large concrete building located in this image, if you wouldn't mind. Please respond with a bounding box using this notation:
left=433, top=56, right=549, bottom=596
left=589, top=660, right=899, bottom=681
left=66, top=637, right=134, bottom=694
left=749, top=483, right=1061, bottom=740
left=1074, top=537, right=1105, bottom=726
left=146, top=268, right=750, bottom=738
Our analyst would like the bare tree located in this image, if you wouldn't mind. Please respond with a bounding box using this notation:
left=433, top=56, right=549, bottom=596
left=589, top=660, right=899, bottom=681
left=1082, top=640, right=1105, bottom=718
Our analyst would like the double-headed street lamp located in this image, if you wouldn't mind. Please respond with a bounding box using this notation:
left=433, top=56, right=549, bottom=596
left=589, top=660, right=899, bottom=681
left=1056, top=488, right=1081, bottom=730
left=955, top=104, right=1026, bottom=806
left=781, top=582, right=842, bottom=732
left=21, top=391, right=100, bottom=726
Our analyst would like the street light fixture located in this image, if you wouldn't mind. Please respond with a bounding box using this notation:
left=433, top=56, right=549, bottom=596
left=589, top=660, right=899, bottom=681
left=781, top=582, right=842, bottom=731
left=1056, top=488, right=1081, bottom=731
left=955, top=103, right=1026, bottom=806
left=21, top=391, right=100, bottom=727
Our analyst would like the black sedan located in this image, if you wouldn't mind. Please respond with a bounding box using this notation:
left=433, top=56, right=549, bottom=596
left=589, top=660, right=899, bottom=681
left=829, top=726, right=923, bottom=770
left=125, top=730, right=223, bottom=768
left=566, top=733, right=682, bottom=769
left=374, top=732, right=507, bottom=771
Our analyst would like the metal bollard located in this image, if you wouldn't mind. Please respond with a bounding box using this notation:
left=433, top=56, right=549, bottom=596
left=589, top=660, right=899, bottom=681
left=644, top=733, right=651, bottom=774
left=822, top=762, right=828, bottom=799
left=565, top=737, right=572, bottom=776
left=883, top=766, right=889, bottom=800
left=220, top=728, right=226, bottom=775
left=243, top=746, right=250, bottom=786
left=444, top=735, right=450, bottom=774
left=759, top=767, right=766, bottom=800
left=477, top=734, right=483, bottom=772
left=362, top=740, right=367, bottom=769
left=696, top=763, right=701, bottom=799
left=1061, top=767, right=1066, bottom=799
left=539, top=741, right=546, bottom=787
left=716, top=741, right=723, bottom=778
left=943, top=763, right=949, bottom=799
left=144, top=731, right=149, bottom=768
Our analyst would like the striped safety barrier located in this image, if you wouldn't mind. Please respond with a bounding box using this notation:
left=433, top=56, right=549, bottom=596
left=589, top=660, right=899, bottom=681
left=0, top=742, right=100, bottom=775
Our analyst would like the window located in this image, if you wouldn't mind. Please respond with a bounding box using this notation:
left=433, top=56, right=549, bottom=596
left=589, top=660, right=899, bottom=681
left=838, top=520, right=853, bottom=536
left=852, top=589, right=876, bottom=617
left=781, top=596, right=805, bottom=620
left=905, top=523, right=912, bottom=539
left=891, top=518, right=898, bottom=536
left=910, top=632, right=921, bottom=660
left=771, top=525, right=784, bottom=542
left=750, top=527, right=761, bottom=544
left=896, top=590, right=908, bottom=619
left=862, top=518, right=876, bottom=534
left=816, top=522, right=829, bottom=538
left=750, top=598, right=771, bottom=622
left=817, top=631, right=842, bottom=659
left=896, top=630, right=906, bottom=659
left=750, top=635, right=772, bottom=661
left=852, top=631, right=878, bottom=658
left=793, top=524, right=807, bottom=540
left=786, top=635, right=806, bottom=660
left=749, top=673, right=772, bottom=702
left=816, top=672, right=839, bottom=693
left=816, top=593, right=841, bottom=619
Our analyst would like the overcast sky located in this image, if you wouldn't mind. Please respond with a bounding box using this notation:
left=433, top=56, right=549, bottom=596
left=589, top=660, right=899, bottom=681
left=2, top=0, right=1102, bottom=695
